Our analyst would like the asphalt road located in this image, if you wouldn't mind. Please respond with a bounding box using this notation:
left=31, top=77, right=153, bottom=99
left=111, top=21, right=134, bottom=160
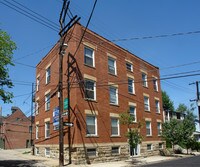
left=141, top=155, right=200, bottom=167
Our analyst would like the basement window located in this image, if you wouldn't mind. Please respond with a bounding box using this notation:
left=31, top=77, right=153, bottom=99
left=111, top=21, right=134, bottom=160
left=87, top=148, right=97, bottom=157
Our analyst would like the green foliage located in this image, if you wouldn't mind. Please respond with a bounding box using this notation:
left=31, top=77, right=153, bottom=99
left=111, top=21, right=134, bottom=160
left=119, top=112, right=143, bottom=150
left=162, top=91, right=174, bottom=112
left=162, top=109, right=196, bottom=153
left=0, top=29, right=16, bottom=103
left=162, top=119, right=182, bottom=150
left=176, top=103, right=187, bottom=113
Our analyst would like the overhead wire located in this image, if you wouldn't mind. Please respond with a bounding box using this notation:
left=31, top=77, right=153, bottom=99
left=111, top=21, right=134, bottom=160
left=1, top=0, right=59, bottom=32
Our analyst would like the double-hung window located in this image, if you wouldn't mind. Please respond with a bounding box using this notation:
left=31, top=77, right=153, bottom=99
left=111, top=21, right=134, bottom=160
left=46, top=66, right=51, bottom=84
left=109, top=86, right=118, bottom=105
left=144, top=96, right=150, bottom=111
left=36, top=125, right=39, bottom=139
left=142, top=72, right=148, bottom=87
left=85, top=79, right=96, bottom=100
left=108, top=57, right=117, bottom=75
left=45, top=147, right=50, bottom=157
left=111, top=118, right=119, bottom=136
left=147, top=144, right=152, bottom=151
left=155, top=100, right=160, bottom=113
left=153, top=78, right=158, bottom=91
left=36, top=76, right=40, bottom=91
left=45, top=121, right=50, bottom=138
left=157, top=122, right=162, bottom=136
left=126, top=62, right=133, bottom=72
left=146, top=121, right=152, bottom=136
left=84, top=46, right=94, bottom=67
left=45, top=93, right=50, bottom=111
left=86, top=115, right=97, bottom=136
left=128, top=78, right=135, bottom=94
left=129, top=106, right=136, bottom=122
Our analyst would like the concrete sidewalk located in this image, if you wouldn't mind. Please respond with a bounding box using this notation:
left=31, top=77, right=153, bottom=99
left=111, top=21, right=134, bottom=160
left=1, top=148, right=199, bottom=167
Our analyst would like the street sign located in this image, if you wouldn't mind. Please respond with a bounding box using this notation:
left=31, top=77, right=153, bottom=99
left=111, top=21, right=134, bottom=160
left=53, top=107, right=59, bottom=126
left=64, top=98, right=68, bottom=110
left=63, top=122, right=73, bottom=127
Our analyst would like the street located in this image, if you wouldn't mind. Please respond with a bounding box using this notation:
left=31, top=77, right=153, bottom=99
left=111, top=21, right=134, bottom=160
left=142, top=155, right=200, bottom=167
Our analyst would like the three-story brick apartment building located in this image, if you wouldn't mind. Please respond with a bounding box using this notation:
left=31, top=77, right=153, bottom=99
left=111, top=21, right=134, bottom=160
left=35, top=23, right=164, bottom=164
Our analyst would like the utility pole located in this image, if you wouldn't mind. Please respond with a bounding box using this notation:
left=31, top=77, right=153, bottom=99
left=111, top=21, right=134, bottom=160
left=58, top=1, right=80, bottom=166
left=31, top=82, right=34, bottom=155
left=189, top=81, right=200, bottom=126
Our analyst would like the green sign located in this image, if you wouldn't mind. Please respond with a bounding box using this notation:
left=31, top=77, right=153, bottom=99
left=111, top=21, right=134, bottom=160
left=64, top=98, right=68, bottom=110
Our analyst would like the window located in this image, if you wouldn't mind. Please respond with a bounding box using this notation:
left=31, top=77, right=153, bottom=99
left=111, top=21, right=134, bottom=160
left=111, top=146, right=120, bottom=154
left=45, top=121, right=50, bottom=138
left=35, top=147, right=39, bottom=155
left=85, top=79, right=96, bottom=100
left=157, top=122, right=162, bottom=136
left=109, top=86, right=118, bottom=105
left=111, top=118, right=119, bottom=136
left=146, top=121, right=152, bottom=136
left=46, top=66, right=51, bottom=84
left=29, top=126, right=32, bottom=133
left=153, top=78, right=158, bottom=91
left=84, top=46, right=94, bottom=67
left=142, top=72, right=147, bottom=87
left=86, top=115, right=97, bottom=136
left=36, top=77, right=40, bottom=91
left=36, top=125, right=39, bottom=139
left=159, top=143, right=163, bottom=149
left=45, top=147, right=50, bottom=157
left=128, top=78, right=135, bottom=94
left=108, top=57, right=117, bottom=75
left=147, top=144, right=152, bottom=151
left=35, top=101, right=39, bottom=115
left=129, top=106, right=136, bottom=122
left=45, top=93, right=50, bottom=111
left=144, top=96, right=150, bottom=111
left=87, top=148, right=97, bottom=157
left=126, top=62, right=133, bottom=72
left=155, top=100, right=160, bottom=113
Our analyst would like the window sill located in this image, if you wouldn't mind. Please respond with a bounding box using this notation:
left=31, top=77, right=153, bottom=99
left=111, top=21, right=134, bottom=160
left=111, top=135, right=121, bottom=138
left=156, top=112, right=161, bottom=115
left=146, top=135, right=152, bottom=137
left=108, top=72, right=117, bottom=77
left=84, top=64, right=96, bottom=69
left=86, top=135, right=99, bottom=138
left=145, top=110, right=151, bottom=112
left=110, top=103, right=119, bottom=107
left=45, top=109, right=50, bottom=112
left=143, top=86, right=148, bottom=88
left=84, top=98, right=97, bottom=103
left=128, top=92, right=136, bottom=96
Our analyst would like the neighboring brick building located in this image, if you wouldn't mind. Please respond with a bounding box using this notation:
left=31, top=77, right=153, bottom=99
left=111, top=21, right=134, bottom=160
left=0, top=107, right=34, bottom=149
left=35, top=23, right=164, bottom=164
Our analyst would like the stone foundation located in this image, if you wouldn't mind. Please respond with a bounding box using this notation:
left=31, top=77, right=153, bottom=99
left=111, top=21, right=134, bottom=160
left=34, top=141, right=165, bottom=164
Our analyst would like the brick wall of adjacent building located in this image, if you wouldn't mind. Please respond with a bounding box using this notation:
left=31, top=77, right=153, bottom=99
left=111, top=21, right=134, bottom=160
left=34, top=23, right=165, bottom=164
left=0, top=107, right=34, bottom=149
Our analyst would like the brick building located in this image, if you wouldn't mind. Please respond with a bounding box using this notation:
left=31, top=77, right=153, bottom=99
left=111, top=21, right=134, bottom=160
left=34, top=23, right=164, bottom=164
left=0, top=107, right=34, bottom=149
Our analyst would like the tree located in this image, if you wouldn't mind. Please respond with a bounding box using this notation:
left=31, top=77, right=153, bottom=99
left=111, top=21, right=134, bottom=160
left=162, top=91, right=174, bottom=112
left=176, top=103, right=187, bottom=113
left=0, top=30, right=16, bottom=103
left=120, top=112, right=142, bottom=156
left=162, top=119, right=182, bottom=151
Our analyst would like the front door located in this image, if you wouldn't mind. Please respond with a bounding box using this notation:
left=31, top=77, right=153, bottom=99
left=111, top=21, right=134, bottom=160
left=130, top=144, right=140, bottom=156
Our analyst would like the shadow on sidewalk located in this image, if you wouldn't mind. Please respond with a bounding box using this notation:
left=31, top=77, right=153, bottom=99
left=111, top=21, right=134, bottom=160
left=0, top=159, right=46, bottom=167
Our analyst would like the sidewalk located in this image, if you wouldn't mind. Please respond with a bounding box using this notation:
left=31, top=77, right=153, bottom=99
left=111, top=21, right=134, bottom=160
left=1, top=148, right=199, bottom=167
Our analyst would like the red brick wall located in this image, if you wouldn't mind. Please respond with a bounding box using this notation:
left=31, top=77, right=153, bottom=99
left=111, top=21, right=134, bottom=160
left=35, top=23, right=163, bottom=146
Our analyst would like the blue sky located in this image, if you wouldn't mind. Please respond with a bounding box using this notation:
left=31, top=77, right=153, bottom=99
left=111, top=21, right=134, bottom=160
left=1, top=0, right=200, bottom=126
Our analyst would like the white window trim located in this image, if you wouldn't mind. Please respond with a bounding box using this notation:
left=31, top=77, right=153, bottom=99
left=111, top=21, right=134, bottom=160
left=157, top=122, right=162, bottom=136
left=144, top=96, right=150, bottom=111
left=45, top=121, right=50, bottom=138
left=146, top=121, right=152, bottom=136
left=86, top=115, right=97, bottom=136
left=109, top=86, right=118, bottom=105
left=128, top=77, right=135, bottom=94
left=45, top=66, right=51, bottom=84
left=84, top=46, right=95, bottom=67
left=36, top=76, right=40, bottom=92
left=84, top=79, right=96, bottom=101
left=111, top=117, right=120, bottom=136
left=126, top=61, right=133, bottom=72
left=142, top=72, right=148, bottom=87
left=147, top=144, right=153, bottom=151
left=45, top=147, right=50, bottom=157
left=36, top=125, right=39, bottom=139
left=153, top=77, right=158, bottom=92
left=108, top=57, right=117, bottom=75
left=45, top=93, right=50, bottom=111
left=155, top=99, right=160, bottom=113
left=129, top=105, right=137, bottom=123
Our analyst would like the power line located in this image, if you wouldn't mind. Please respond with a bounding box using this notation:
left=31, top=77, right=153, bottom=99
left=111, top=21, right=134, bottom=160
left=111, top=30, right=200, bottom=42
left=1, top=0, right=59, bottom=32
